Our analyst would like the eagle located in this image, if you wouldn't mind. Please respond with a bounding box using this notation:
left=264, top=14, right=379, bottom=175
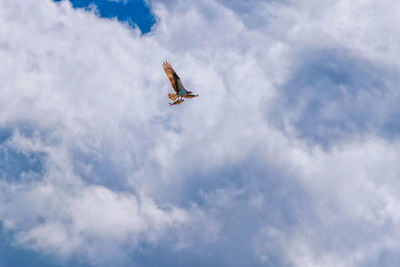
left=162, top=61, right=198, bottom=105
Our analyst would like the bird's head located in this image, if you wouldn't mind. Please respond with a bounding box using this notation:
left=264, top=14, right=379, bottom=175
left=183, top=92, right=199, bottom=99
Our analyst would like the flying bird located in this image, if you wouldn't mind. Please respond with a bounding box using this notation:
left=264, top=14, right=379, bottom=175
left=162, top=61, right=198, bottom=105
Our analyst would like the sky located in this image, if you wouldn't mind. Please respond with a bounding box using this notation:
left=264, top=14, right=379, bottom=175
left=0, top=0, right=400, bottom=266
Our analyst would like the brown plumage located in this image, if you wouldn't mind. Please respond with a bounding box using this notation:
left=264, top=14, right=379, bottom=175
left=162, top=61, right=198, bottom=105
left=162, top=61, right=181, bottom=94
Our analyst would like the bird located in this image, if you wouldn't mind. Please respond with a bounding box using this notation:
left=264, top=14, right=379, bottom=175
left=162, top=61, right=198, bottom=105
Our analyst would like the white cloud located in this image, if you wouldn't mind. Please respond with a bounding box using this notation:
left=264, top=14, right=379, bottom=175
left=2, top=181, right=188, bottom=257
left=0, top=0, right=400, bottom=266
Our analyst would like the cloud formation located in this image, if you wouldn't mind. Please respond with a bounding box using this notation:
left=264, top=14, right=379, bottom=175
left=0, top=0, right=400, bottom=266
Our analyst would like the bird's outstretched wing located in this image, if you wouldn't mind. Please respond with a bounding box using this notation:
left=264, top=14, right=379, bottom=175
left=162, top=61, right=185, bottom=94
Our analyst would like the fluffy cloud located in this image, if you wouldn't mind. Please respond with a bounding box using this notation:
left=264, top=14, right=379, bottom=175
left=0, top=0, right=399, bottom=266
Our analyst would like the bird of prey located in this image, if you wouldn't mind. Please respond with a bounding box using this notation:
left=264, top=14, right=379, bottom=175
left=162, top=61, right=198, bottom=105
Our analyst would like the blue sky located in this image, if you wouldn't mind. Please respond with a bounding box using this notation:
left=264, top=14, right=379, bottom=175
left=52, top=0, right=155, bottom=33
left=1, top=0, right=400, bottom=266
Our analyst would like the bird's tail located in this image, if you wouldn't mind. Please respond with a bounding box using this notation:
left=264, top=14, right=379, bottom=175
left=168, top=93, right=179, bottom=100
